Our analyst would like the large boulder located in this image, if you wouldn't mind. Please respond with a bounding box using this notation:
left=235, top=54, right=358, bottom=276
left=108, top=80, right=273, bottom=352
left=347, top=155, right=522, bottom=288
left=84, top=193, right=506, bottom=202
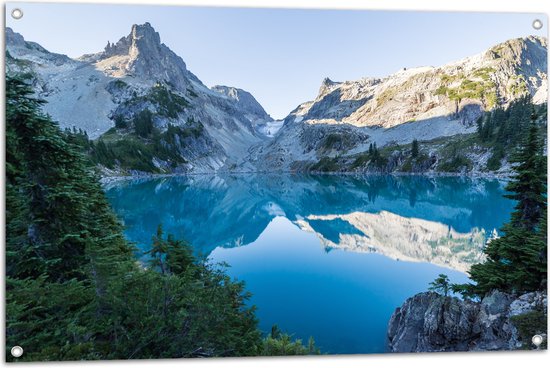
left=387, top=290, right=547, bottom=352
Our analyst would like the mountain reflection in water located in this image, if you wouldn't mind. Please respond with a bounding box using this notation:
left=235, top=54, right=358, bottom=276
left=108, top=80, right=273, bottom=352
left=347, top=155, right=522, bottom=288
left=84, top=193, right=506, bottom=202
left=105, top=174, right=514, bottom=354
left=106, top=174, right=513, bottom=272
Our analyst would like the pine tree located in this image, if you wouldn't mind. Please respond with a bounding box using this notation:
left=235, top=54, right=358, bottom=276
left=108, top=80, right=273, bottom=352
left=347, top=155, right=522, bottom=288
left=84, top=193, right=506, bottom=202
left=476, top=116, right=484, bottom=138
left=429, top=274, right=451, bottom=296
left=505, top=118, right=546, bottom=231
left=6, top=75, right=318, bottom=361
left=411, top=139, right=419, bottom=158
left=6, top=74, right=134, bottom=360
left=467, top=118, right=547, bottom=296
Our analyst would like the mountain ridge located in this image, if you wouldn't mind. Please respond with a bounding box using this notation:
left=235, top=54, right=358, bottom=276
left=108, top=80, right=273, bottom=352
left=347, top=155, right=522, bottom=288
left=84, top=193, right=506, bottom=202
left=5, top=25, right=547, bottom=175
left=247, top=35, right=547, bottom=172
left=6, top=24, right=275, bottom=173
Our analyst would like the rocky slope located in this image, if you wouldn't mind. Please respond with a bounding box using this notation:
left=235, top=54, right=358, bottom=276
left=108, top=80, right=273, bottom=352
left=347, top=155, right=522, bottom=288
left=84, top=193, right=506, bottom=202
left=388, top=290, right=547, bottom=352
left=247, top=36, right=547, bottom=172
left=6, top=24, right=272, bottom=173
left=6, top=25, right=547, bottom=174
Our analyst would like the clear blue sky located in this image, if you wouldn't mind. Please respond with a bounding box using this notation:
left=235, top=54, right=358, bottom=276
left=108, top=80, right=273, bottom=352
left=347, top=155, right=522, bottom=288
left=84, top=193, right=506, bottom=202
left=6, top=2, right=547, bottom=119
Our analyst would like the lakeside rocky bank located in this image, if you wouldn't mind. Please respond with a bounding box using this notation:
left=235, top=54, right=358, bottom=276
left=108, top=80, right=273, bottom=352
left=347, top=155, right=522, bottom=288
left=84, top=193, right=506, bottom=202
left=387, top=290, right=547, bottom=352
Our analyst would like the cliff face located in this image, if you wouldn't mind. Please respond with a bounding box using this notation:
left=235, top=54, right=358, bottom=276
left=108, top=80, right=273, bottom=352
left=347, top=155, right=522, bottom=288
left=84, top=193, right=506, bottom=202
left=6, top=24, right=547, bottom=175
left=5, top=24, right=271, bottom=173
left=388, top=290, right=547, bottom=352
left=248, top=36, right=547, bottom=172
left=288, top=36, right=547, bottom=130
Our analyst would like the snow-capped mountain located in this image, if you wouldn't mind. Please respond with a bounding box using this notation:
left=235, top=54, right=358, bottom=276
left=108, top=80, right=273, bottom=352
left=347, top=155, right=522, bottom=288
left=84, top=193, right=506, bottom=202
left=6, top=23, right=272, bottom=172
left=247, top=36, right=547, bottom=172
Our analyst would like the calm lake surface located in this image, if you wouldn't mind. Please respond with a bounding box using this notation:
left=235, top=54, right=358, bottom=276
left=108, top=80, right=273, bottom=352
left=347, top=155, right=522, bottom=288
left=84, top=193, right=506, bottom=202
left=105, top=174, right=515, bottom=354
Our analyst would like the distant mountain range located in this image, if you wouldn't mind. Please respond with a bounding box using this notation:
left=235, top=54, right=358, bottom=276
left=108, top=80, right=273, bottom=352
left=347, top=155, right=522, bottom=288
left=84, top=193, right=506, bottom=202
left=5, top=23, right=548, bottom=175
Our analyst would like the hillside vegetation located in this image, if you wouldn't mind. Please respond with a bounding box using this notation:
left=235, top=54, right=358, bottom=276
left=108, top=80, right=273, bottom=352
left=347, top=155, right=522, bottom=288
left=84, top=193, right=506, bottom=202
left=5, top=75, right=319, bottom=361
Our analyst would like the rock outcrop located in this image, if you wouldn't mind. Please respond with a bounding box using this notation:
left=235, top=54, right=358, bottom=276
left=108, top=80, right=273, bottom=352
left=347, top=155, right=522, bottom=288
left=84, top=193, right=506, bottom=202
left=5, top=24, right=547, bottom=174
left=247, top=36, right=547, bottom=172
left=388, top=290, right=547, bottom=352
left=5, top=24, right=272, bottom=173
left=211, top=85, right=273, bottom=125
left=81, top=22, right=198, bottom=91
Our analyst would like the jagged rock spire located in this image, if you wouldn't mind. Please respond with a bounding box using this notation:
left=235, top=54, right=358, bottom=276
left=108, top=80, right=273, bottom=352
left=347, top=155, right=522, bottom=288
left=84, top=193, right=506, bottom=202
left=98, top=22, right=190, bottom=90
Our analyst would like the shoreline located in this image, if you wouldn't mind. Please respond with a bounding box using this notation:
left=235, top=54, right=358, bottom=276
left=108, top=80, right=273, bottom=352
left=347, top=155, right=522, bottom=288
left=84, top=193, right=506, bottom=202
left=99, top=169, right=512, bottom=185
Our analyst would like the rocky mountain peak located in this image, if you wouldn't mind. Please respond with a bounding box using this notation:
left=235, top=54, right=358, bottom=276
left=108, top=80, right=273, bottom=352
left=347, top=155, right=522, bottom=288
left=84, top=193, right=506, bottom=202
left=212, top=85, right=273, bottom=123
left=483, top=35, right=547, bottom=67
left=92, top=23, right=191, bottom=89
left=318, top=77, right=340, bottom=98
left=6, top=27, right=72, bottom=67
left=321, top=77, right=335, bottom=85
left=131, top=22, right=159, bottom=42
left=102, top=23, right=163, bottom=60
left=128, top=22, right=162, bottom=57
left=5, top=27, right=26, bottom=48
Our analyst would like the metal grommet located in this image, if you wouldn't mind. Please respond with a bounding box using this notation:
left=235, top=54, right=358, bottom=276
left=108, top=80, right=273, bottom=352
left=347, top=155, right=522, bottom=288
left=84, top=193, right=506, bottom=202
left=11, top=8, right=23, bottom=20
left=532, top=19, right=543, bottom=30
left=532, top=334, right=544, bottom=347
left=11, top=346, right=24, bottom=358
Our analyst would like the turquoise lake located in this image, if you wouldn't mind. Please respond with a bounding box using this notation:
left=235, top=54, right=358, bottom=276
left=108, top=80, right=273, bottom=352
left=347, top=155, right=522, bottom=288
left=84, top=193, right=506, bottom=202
left=105, top=174, right=515, bottom=354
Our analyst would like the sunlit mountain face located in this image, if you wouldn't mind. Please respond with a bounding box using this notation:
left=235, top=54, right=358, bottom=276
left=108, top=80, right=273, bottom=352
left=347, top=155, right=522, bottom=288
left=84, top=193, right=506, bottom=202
left=105, top=174, right=514, bottom=354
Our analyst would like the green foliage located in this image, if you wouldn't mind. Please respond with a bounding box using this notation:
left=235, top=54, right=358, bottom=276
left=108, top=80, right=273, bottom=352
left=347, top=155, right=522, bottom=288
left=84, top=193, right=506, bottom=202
left=477, top=96, right=538, bottom=147
left=5, top=75, right=319, bottom=361
left=310, top=156, right=340, bottom=172
left=376, top=86, right=397, bottom=106
left=464, top=118, right=547, bottom=296
left=510, top=311, right=548, bottom=349
left=120, top=83, right=189, bottom=121
left=411, top=139, right=419, bottom=158
left=133, top=109, right=154, bottom=138
left=114, top=114, right=128, bottom=129
left=112, top=79, right=128, bottom=89
left=485, top=90, right=498, bottom=109
left=370, top=143, right=387, bottom=168
left=437, top=154, right=472, bottom=172
left=260, top=327, right=320, bottom=356
left=6, top=74, right=132, bottom=360
left=321, top=133, right=345, bottom=151
left=435, top=69, right=497, bottom=108
left=505, top=120, right=547, bottom=231
left=5, top=75, right=132, bottom=282
left=475, top=96, right=547, bottom=173
left=103, top=226, right=262, bottom=359
left=429, top=274, right=451, bottom=296
left=473, top=67, right=496, bottom=80
left=83, top=120, right=208, bottom=173
left=349, top=142, right=389, bottom=171
left=486, top=147, right=504, bottom=171
left=508, top=75, right=529, bottom=96
left=351, top=152, right=370, bottom=169
left=149, top=83, right=189, bottom=118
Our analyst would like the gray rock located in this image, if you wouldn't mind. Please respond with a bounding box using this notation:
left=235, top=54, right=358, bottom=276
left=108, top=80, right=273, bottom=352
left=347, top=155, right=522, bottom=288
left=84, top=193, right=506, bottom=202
left=248, top=36, right=547, bottom=172
left=388, top=292, right=479, bottom=352
left=211, top=85, right=273, bottom=125
left=388, top=290, right=547, bottom=353
left=5, top=24, right=272, bottom=173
